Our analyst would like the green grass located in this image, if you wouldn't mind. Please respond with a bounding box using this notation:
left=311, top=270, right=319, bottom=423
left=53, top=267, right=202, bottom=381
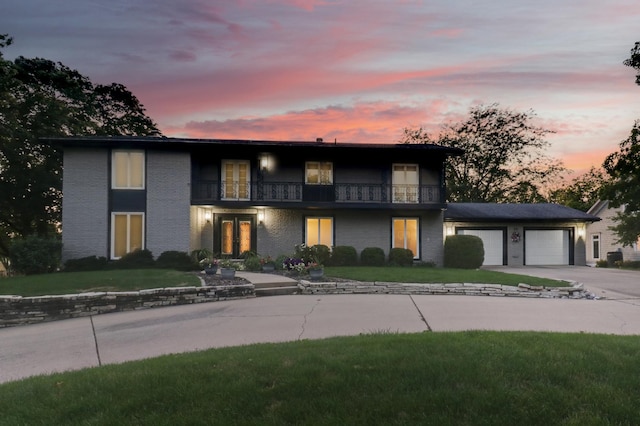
left=324, top=266, right=568, bottom=287
left=2, top=331, right=639, bottom=425
left=0, top=269, right=201, bottom=297
left=0, top=266, right=568, bottom=297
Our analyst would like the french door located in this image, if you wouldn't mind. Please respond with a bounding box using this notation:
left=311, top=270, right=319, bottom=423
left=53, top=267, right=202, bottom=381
left=216, top=214, right=256, bottom=258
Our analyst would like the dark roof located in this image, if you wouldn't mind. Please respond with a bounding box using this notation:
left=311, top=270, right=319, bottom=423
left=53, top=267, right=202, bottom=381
left=444, top=203, right=601, bottom=222
left=41, top=136, right=464, bottom=156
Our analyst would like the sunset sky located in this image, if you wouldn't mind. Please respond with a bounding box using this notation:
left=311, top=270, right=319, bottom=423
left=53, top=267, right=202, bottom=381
left=3, top=0, right=639, bottom=176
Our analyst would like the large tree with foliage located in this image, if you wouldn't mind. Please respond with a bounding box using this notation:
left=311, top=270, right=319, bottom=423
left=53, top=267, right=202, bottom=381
left=548, top=167, right=607, bottom=212
left=600, top=121, right=640, bottom=246
left=0, top=35, right=161, bottom=257
left=597, top=41, right=640, bottom=246
left=623, top=41, right=640, bottom=86
left=402, top=103, right=564, bottom=203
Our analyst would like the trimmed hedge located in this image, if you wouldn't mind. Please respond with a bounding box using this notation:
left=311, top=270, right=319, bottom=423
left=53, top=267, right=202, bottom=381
left=388, top=248, right=414, bottom=266
left=329, top=246, right=358, bottom=266
left=360, top=247, right=385, bottom=266
left=444, top=235, right=484, bottom=269
left=156, top=251, right=199, bottom=271
left=9, top=236, right=62, bottom=275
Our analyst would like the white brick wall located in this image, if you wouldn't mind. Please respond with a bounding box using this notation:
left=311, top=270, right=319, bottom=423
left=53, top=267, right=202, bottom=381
left=146, top=151, right=191, bottom=256
left=61, top=148, right=109, bottom=261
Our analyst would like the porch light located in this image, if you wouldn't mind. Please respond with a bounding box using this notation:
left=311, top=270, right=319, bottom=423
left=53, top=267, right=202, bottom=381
left=259, top=153, right=272, bottom=171
left=204, top=211, right=212, bottom=222
left=257, top=209, right=265, bottom=224
left=577, top=226, right=585, bottom=239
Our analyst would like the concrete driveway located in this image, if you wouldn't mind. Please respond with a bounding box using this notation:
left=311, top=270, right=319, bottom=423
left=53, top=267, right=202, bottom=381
left=484, top=265, right=640, bottom=299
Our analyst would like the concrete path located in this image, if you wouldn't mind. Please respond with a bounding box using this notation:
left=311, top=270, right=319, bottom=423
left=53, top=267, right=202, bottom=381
left=2, top=289, right=640, bottom=384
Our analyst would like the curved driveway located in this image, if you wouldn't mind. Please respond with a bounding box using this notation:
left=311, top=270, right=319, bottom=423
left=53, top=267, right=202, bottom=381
left=1, top=266, right=639, bottom=384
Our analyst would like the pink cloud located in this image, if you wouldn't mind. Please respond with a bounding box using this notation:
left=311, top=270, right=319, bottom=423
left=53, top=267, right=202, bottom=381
left=163, top=100, right=453, bottom=143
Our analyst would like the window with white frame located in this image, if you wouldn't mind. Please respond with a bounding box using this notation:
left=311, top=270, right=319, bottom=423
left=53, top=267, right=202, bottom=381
left=392, top=164, right=418, bottom=203
left=306, top=162, right=333, bottom=185
left=591, top=233, right=600, bottom=259
left=111, top=213, right=144, bottom=259
left=222, top=160, right=250, bottom=200
left=112, top=150, right=145, bottom=189
left=305, top=217, right=333, bottom=247
left=392, top=217, right=419, bottom=258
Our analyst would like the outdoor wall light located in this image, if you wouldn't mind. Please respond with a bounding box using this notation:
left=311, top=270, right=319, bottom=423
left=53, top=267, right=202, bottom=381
left=259, top=153, right=271, bottom=171
left=257, top=209, right=265, bottom=224
left=204, top=211, right=212, bottom=222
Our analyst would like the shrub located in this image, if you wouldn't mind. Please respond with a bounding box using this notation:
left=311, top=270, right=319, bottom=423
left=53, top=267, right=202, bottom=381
left=111, top=249, right=156, bottom=269
left=156, top=251, right=199, bottom=271
left=388, top=248, right=414, bottom=266
left=329, top=245, right=358, bottom=266
left=444, top=235, right=484, bottom=269
left=243, top=254, right=262, bottom=272
left=360, top=247, right=385, bottom=266
left=312, top=245, right=331, bottom=265
left=9, top=235, right=62, bottom=275
left=595, top=259, right=608, bottom=268
left=64, top=255, right=108, bottom=272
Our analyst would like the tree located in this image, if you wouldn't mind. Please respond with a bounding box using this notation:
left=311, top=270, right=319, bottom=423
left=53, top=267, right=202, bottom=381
left=623, top=41, right=640, bottom=86
left=0, top=35, right=161, bottom=257
left=548, top=167, right=607, bottom=212
left=600, top=120, right=640, bottom=246
left=402, top=103, right=565, bottom=202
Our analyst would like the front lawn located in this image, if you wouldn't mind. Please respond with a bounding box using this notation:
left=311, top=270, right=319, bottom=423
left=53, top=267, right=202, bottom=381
left=0, top=269, right=201, bottom=297
left=324, top=266, right=568, bottom=287
left=1, top=331, right=638, bottom=424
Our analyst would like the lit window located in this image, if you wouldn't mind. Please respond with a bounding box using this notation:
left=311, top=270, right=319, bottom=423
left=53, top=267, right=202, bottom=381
left=222, top=160, right=250, bottom=200
left=392, top=164, right=418, bottom=203
left=306, top=162, right=333, bottom=185
left=392, top=218, right=419, bottom=258
left=305, top=217, right=333, bottom=247
left=111, top=213, right=144, bottom=259
left=112, top=150, right=145, bottom=189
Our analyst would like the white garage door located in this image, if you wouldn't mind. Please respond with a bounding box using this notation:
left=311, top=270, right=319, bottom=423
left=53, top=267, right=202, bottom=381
left=525, top=230, right=570, bottom=265
left=458, top=229, right=504, bottom=266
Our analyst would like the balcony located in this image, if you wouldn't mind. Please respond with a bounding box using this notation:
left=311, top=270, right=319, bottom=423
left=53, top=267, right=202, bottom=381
left=192, top=181, right=442, bottom=207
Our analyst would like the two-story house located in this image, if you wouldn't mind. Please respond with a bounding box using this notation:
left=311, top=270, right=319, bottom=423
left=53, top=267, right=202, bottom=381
left=47, top=136, right=463, bottom=265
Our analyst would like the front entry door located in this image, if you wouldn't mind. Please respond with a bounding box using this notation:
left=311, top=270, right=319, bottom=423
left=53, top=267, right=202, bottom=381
left=217, top=215, right=256, bottom=258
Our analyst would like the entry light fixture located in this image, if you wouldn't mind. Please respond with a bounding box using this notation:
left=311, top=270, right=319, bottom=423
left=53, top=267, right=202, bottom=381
left=204, top=211, right=212, bottom=222
left=257, top=209, right=265, bottom=224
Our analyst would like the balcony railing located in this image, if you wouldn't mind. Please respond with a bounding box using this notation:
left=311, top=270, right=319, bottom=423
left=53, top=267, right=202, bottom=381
left=192, top=181, right=442, bottom=205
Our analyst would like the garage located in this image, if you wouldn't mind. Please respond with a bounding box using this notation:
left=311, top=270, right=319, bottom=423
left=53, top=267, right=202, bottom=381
left=525, top=229, right=571, bottom=265
left=457, top=229, right=505, bottom=266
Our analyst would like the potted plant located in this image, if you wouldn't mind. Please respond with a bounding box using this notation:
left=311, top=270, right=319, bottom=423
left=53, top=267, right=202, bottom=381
left=219, top=258, right=243, bottom=279
left=201, top=256, right=218, bottom=275
left=260, top=255, right=276, bottom=273
left=306, top=262, right=324, bottom=280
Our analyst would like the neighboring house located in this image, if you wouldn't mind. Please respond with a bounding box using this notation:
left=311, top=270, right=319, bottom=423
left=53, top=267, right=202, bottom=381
left=46, top=136, right=463, bottom=265
left=443, top=203, right=600, bottom=266
left=586, top=200, right=640, bottom=265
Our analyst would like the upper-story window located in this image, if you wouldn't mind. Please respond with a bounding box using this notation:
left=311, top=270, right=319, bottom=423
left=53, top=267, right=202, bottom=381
left=112, top=150, right=145, bottom=189
left=222, top=160, right=250, bottom=200
left=392, top=164, right=418, bottom=203
left=306, top=162, right=333, bottom=185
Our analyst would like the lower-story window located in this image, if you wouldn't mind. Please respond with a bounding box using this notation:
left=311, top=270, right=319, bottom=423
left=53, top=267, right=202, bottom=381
left=111, top=213, right=144, bottom=259
left=305, top=217, right=333, bottom=247
left=591, top=233, right=600, bottom=259
left=392, top=218, right=419, bottom=258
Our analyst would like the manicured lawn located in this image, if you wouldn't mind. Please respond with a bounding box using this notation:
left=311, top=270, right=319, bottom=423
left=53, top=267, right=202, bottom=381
left=0, top=269, right=201, bottom=297
left=0, top=266, right=568, bottom=296
left=1, top=331, right=639, bottom=424
left=324, top=266, right=568, bottom=287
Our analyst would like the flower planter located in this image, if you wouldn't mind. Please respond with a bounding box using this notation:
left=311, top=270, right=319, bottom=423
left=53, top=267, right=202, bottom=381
left=204, top=267, right=218, bottom=275
left=261, top=263, right=275, bottom=273
left=308, top=268, right=324, bottom=280
left=220, top=268, right=236, bottom=279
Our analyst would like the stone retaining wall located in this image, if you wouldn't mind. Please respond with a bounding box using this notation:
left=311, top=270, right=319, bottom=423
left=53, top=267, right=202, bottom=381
left=297, top=280, right=590, bottom=298
left=0, top=284, right=254, bottom=328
